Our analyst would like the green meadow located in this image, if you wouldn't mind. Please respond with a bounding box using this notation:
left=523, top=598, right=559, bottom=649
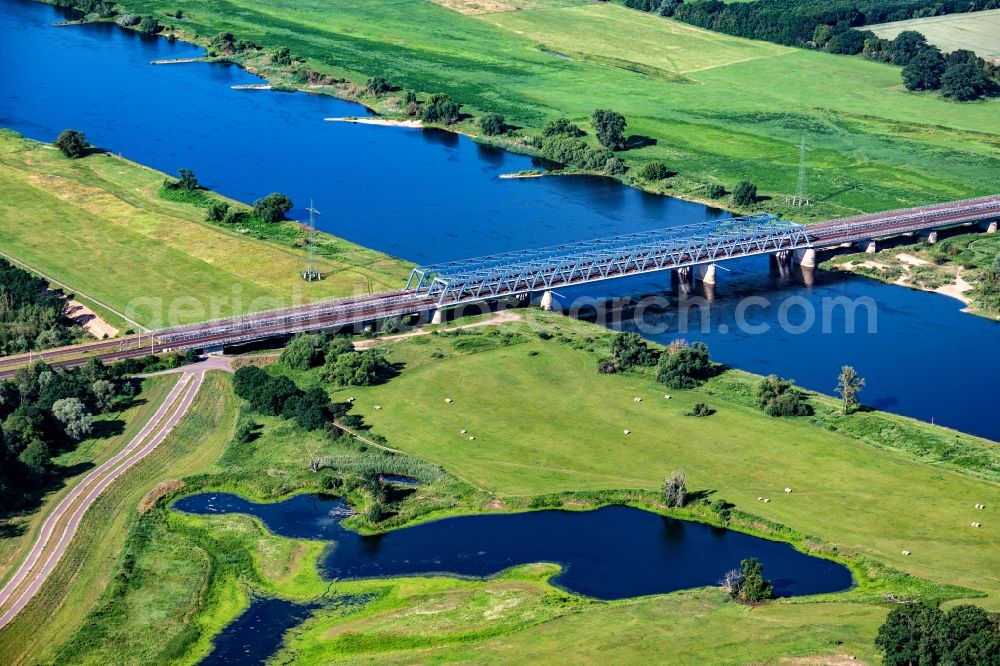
left=0, top=131, right=410, bottom=330
left=4, top=312, right=996, bottom=664
left=112, top=0, right=1000, bottom=218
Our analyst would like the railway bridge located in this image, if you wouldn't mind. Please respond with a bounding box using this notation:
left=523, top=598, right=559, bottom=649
left=0, top=194, right=997, bottom=377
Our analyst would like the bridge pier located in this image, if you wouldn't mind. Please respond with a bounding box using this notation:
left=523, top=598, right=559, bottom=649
left=693, top=263, right=717, bottom=285
left=430, top=309, right=443, bottom=325
left=984, top=221, right=998, bottom=234
left=540, top=289, right=555, bottom=311
left=857, top=240, right=877, bottom=254
left=920, top=230, right=938, bottom=244
left=673, top=267, right=693, bottom=293
left=792, top=248, right=816, bottom=268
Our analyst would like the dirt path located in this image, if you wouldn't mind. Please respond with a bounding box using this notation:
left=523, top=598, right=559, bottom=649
left=0, top=363, right=213, bottom=629
left=65, top=299, right=119, bottom=339
left=354, top=310, right=522, bottom=350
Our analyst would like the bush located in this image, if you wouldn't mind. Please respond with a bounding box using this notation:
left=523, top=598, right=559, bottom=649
left=755, top=375, right=813, bottom=417
left=638, top=161, right=670, bottom=181
left=54, top=129, right=88, bottom=158
left=542, top=117, right=584, bottom=138
left=365, top=76, right=391, bottom=95
left=137, top=16, right=160, bottom=35
left=321, top=348, right=393, bottom=387
left=280, top=333, right=327, bottom=370
left=205, top=201, right=230, bottom=222
left=685, top=402, right=714, bottom=417
left=609, top=332, right=658, bottom=368
left=478, top=112, right=506, bottom=136
left=706, top=183, right=726, bottom=199
left=732, top=180, right=757, bottom=206
left=710, top=499, right=734, bottom=521
left=252, top=192, right=293, bottom=223
left=657, top=341, right=712, bottom=389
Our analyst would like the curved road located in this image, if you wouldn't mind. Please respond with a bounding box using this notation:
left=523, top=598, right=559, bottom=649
left=0, top=360, right=225, bottom=629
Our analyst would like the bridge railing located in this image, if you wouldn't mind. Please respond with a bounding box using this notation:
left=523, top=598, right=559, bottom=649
left=413, top=215, right=811, bottom=307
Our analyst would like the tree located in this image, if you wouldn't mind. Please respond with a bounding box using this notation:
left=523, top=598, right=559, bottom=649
left=941, top=60, right=991, bottom=101
left=755, top=375, right=812, bottom=417
left=206, top=201, right=230, bottom=222
left=176, top=168, right=199, bottom=191
left=706, top=183, right=726, bottom=199
left=91, top=379, right=116, bottom=413
left=252, top=375, right=300, bottom=416
left=638, top=161, right=669, bottom=181
left=835, top=365, right=864, bottom=414
left=890, top=31, right=928, bottom=66
left=234, top=419, right=257, bottom=443
left=421, top=93, right=461, bottom=124
left=478, top=113, right=506, bottom=136
left=322, top=349, right=391, bottom=387
left=663, top=470, right=686, bottom=507
left=54, top=129, right=88, bottom=158
left=876, top=603, right=948, bottom=666
left=657, top=341, right=712, bottom=389
left=609, top=332, right=657, bottom=368
left=365, top=76, right=391, bottom=95
left=591, top=109, right=627, bottom=151
left=280, top=333, right=327, bottom=370
left=732, top=180, right=757, bottom=206
left=252, top=192, right=293, bottom=223
left=902, top=47, right=946, bottom=91
left=826, top=28, right=866, bottom=55
left=271, top=47, right=292, bottom=66
left=542, top=117, right=584, bottom=138
left=737, top=558, right=774, bottom=602
left=137, top=15, right=160, bottom=35
left=18, top=438, right=49, bottom=478
left=51, top=397, right=94, bottom=440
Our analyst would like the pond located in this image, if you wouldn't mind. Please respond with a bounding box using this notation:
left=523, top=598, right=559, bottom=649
left=3, top=0, right=998, bottom=440
left=173, top=492, right=853, bottom=600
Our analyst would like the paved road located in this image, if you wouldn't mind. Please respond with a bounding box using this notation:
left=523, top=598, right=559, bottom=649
left=0, top=360, right=225, bottom=629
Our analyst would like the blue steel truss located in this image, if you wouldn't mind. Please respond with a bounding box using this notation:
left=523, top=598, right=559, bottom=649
left=408, top=215, right=812, bottom=306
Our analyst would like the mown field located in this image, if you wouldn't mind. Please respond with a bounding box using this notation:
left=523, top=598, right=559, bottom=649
left=869, top=9, right=1000, bottom=62
left=0, top=131, right=410, bottom=330
left=112, top=0, right=1000, bottom=218
left=4, top=312, right=996, bottom=665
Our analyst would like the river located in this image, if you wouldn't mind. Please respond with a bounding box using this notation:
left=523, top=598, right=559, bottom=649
left=1, top=0, right=998, bottom=440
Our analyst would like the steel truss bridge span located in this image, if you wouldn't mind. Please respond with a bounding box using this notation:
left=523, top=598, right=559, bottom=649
left=409, top=215, right=811, bottom=306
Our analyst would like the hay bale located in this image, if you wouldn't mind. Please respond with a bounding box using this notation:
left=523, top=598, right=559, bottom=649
left=468, top=436, right=476, bottom=441
left=902, top=550, right=911, bottom=556
left=445, top=397, right=453, bottom=403
left=784, top=488, right=792, bottom=493
left=623, top=429, right=631, bottom=435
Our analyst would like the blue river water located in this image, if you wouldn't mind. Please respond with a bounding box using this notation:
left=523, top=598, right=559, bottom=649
left=174, top=492, right=853, bottom=600
left=1, top=0, right=998, bottom=439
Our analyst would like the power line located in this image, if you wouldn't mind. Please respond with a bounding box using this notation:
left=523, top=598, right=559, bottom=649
left=301, top=199, right=323, bottom=281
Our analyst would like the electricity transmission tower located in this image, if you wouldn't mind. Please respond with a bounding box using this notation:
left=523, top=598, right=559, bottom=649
left=783, top=136, right=810, bottom=207
left=301, top=199, right=322, bottom=281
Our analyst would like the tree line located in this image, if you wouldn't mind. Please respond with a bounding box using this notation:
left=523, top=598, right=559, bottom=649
left=0, top=258, right=78, bottom=355
left=0, top=359, right=134, bottom=512
left=624, top=0, right=999, bottom=101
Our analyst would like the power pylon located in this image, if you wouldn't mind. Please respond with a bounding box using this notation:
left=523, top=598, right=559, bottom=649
left=783, top=136, right=810, bottom=207
left=301, top=199, right=322, bottom=281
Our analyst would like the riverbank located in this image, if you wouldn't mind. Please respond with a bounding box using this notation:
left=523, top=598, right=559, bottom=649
left=45, top=0, right=1000, bottom=221
left=0, top=130, right=411, bottom=330
left=822, top=231, right=1000, bottom=320
left=5, top=310, right=996, bottom=664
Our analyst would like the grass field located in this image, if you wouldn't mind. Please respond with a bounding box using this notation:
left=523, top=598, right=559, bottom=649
left=0, top=372, right=237, bottom=666
left=0, top=131, right=410, bottom=330
left=112, top=0, right=1000, bottom=218
left=3, top=315, right=998, bottom=664
left=869, top=9, right=1000, bottom=62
